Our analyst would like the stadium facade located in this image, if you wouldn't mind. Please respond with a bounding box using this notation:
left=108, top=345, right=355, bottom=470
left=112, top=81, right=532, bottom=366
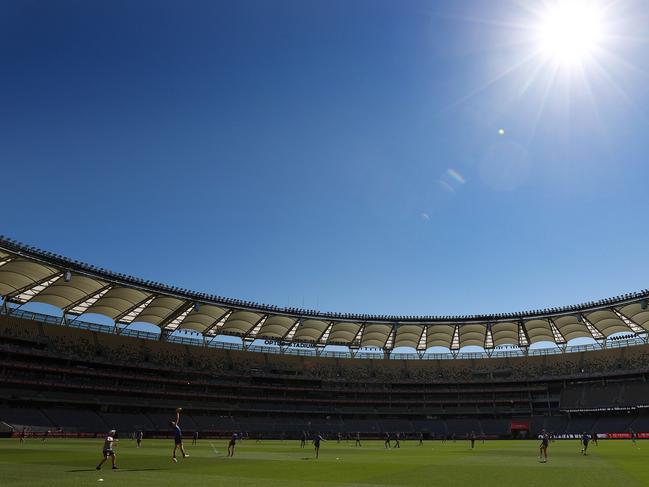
left=1, top=236, right=649, bottom=439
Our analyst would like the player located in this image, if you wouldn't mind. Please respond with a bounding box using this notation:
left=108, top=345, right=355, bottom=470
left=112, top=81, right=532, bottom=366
left=451, top=432, right=456, bottom=443
left=469, top=431, right=476, bottom=449
left=591, top=431, right=598, bottom=446
left=394, top=432, right=401, bottom=449
left=384, top=432, right=391, bottom=449
left=192, top=430, right=199, bottom=445
left=313, top=433, right=325, bottom=459
left=539, top=430, right=549, bottom=463
left=581, top=432, right=590, bottom=455
left=630, top=429, right=638, bottom=447
left=42, top=429, right=50, bottom=442
left=227, top=432, right=238, bottom=457
left=337, top=432, right=342, bottom=443
left=136, top=430, right=143, bottom=448
left=418, top=432, right=423, bottom=446
left=96, top=429, right=118, bottom=470
left=170, top=408, right=189, bottom=462
left=300, top=431, right=307, bottom=448
left=355, top=431, right=361, bottom=447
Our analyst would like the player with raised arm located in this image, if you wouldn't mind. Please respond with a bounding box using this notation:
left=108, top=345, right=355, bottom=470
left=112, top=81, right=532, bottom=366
left=228, top=432, right=238, bottom=457
left=170, top=408, right=189, bottom=463
left=313, top=433, right=325, bottom=459
left=96, top=429, right=118, bottom=470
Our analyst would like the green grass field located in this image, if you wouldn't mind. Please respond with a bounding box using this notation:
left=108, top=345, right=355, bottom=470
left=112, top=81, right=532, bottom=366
left=1, top=438, right=648, bottom=486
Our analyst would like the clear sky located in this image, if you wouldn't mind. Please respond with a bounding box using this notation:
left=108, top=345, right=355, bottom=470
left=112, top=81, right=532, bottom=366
left=2, top=0, right=649, bottom=318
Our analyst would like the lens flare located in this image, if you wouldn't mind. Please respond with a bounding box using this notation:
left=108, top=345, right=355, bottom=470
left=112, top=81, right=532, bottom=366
left=535, top=1, right=606, bottom=67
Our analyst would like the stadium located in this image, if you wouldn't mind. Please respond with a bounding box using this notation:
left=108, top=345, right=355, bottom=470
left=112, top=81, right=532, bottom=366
left=2, top=236, right=649, bottom=485
left=4, top=0, right=649, bottom=485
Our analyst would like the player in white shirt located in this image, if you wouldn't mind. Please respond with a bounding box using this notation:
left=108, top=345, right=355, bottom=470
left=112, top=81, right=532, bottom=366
left=96, top=430, right=118, bottom=470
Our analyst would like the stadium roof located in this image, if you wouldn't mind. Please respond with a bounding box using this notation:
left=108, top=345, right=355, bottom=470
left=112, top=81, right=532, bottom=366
left=1, top=235, right=648, bottom=351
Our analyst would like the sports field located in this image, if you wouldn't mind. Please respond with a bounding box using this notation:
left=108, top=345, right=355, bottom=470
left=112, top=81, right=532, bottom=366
left=1, top=438, right=647, bottom=486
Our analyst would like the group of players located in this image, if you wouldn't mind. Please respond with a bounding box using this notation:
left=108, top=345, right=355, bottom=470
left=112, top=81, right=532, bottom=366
left=95, top=408, right=240, bottom=470
left=537, top=429, right=610, bottom=463
left=91, top=411, right=642, bottom=469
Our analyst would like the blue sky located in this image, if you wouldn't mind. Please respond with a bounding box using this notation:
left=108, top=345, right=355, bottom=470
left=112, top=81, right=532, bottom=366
left=2, top=0, right=649, bottom=318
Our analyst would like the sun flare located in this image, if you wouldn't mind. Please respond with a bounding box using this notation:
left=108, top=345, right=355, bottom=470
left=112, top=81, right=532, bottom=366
left=535, top=1, right=606, bottom=67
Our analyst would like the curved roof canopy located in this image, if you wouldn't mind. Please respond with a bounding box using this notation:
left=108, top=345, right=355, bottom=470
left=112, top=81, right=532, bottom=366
left=1, top=236, right=648, bottom=350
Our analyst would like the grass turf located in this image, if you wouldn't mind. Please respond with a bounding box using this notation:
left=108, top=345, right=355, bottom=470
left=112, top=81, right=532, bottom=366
left=1, top=438, right=648, bottom=486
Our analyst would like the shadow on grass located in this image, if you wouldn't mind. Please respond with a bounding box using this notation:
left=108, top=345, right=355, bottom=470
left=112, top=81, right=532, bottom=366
left=66, top=468, right=165, bottom=472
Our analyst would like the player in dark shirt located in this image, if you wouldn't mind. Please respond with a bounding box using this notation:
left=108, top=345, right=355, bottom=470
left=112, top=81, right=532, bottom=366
left=355, top=431, right=362, bottom=447
left=135, top=430, right=143, bottom=448
left=591, top=432, right=598, bottom=446
left=228, top=433, right=238, bottom=457
left=394, top=433, right=401, bottom=449
left=418, top=432, right=424, bottom=446
left=313, top=434, right=325, bottom=459
left=384, top=432, right=391, bottom=449
left=300, top=431, right=307, bottom=448
left=469, top=431, right=476, bottom=449
left=539, top=430, right=549, bottom=463
left=170, top=408, right=189, bottom=463
left=581, top=432, right=590, bottom=455
left=192, top=430, right=199, bottom=445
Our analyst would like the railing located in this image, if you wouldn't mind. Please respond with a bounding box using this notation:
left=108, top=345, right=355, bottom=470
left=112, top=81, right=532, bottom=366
left=2, top=306, right=648, bottom=360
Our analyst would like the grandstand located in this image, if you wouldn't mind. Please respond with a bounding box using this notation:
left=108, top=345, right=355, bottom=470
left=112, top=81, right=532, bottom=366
left=2, top=236, right=649, bottom=440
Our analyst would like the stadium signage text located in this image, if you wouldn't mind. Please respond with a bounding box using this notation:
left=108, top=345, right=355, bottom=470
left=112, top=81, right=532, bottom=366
left=264, top=340, right=315, bottom=348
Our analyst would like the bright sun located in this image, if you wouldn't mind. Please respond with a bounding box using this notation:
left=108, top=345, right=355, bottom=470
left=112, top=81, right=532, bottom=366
left=536, top=1, right=606, bottom=67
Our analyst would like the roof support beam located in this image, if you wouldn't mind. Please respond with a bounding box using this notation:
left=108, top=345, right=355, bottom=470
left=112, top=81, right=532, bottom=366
left=0, top=255, right=16, bottom=267
left=450, top=325, right=460, bottom=350
left=578, top=313, right=605, bottom=340
left=159, top=302, right=195, bottom=331
left=416, top=325, right=427, bottom=351
left=352, top=324, right=365, bottom=348
left=548, top=318, right=567, bottom=345
left=5, top=271, right=63, bottom=301
left=281, top=318, right=301, bottom=341
left=244, top=315, right=268, bottom=340
left=484, top=323, right=494, bottom=350
left=64, top=284, right=113, bottom=314
left=202, top=309, right=232, bottom=336
left=114, top=295, right=156, bottom=324
left=317, top=322, right=334, bottom=345
left=612, top=308, right=646, bottom=335
left=384, top=324, right=396, bottom=350
left=518, top=322, right=530, bottom=347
